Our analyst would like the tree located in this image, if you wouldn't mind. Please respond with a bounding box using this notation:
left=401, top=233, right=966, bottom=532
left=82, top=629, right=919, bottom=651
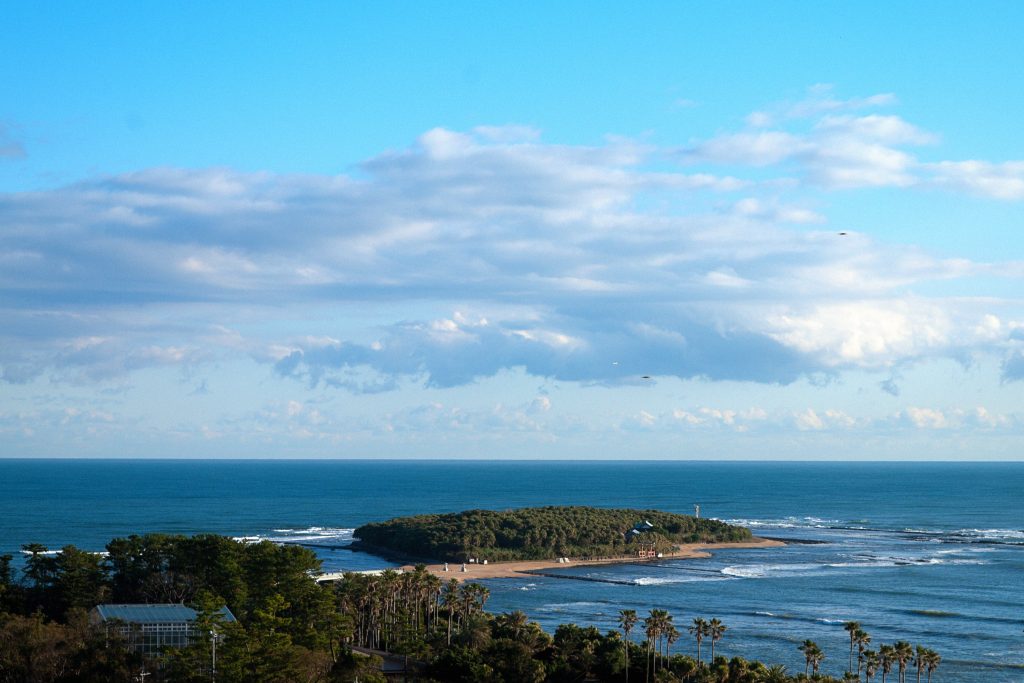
left=53, top=546, right=109, bottom=620
left=643, top=611, right=658, bottom=682
left=329, top=649, right=388, bottom=683
left=485, top=638, right=546, bottom=683
left=843, top=621, right=860, bottom=674
left=810, top=645, right=825, bottom=677
left=707, top=618, right=726, bottom=661
left=0, top=553, right=18, bottom=613
left=762, top=664, right=790, bottom=683
left=665, top=624, right=679, bottom=663
left=893, top=641, right=913, bottom=683
left=21, top=543, right=58, bottom=617
left=879, top=644, right=895, bottom=683
left=241, top=594, right=302, bottom=682
left=493, top=610, right=549, bottom=653
left=689, top=618, right=707, bottom=667
left=913, top=644, right=928, bottom=683
left=162, top=591, right=237, bottom=682
left=442, top=578, right=459, bottom=646
left=427, top=645, right=494, bottom=683
left=863, top=649, right=880, bottom=682
left=618, top=609, right=638, bottom=683
left=648, top=609, right=671, bottom=673
left=854, top=628, right=871, bottom=678
left=799, top=639, right=823, bottom=677
left=923, top=648, right=941, bottom=683
left=0, top=611, right=71, bottom=683
left=551, top=623, right=606, bottom=681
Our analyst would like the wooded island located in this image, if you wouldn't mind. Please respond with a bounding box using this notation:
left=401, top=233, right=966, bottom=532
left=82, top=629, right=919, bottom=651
left=354, top=506, right=753, bottom=562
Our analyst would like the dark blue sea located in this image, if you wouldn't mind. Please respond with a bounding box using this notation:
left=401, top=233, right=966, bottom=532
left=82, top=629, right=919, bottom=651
left=1, top=460, right=1021, bottom=681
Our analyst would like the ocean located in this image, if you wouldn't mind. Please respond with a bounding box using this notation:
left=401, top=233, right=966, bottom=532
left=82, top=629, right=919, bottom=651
left=1, top=459, right=1021, bottom=681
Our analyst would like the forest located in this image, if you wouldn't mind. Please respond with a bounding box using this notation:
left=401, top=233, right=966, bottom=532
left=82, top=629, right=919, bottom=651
left=354, top=506, right=753, bottom=561
left=0, top=534, right=940, bottom=682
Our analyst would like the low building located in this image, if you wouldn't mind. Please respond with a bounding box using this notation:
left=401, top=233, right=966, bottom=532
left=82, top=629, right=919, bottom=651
left=90, top=603, right=236, bottom=657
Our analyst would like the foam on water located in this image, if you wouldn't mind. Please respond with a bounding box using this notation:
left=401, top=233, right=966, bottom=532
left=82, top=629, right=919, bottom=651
left=721, top=562, right=825, bottom=578
left=632, top=575, right=727, bottom=585
left=233, top=527, right=356, bottom=544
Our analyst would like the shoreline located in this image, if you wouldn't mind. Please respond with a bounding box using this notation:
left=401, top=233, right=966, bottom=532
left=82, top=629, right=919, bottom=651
left=399, top=537, right=784, bottom=582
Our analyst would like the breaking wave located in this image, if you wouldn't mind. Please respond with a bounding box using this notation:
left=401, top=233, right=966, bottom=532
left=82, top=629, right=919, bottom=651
left=232, top=527, right=355, bottom=545
left=723, top=517, right=1024, bottom=546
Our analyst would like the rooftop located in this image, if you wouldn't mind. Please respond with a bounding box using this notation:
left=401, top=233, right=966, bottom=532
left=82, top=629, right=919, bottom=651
left=92, top=604, right=236, bottom=624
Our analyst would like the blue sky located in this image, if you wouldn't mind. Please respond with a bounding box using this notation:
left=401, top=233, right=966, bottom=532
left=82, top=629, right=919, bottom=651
left=3, top=2, right=1024, bottom=459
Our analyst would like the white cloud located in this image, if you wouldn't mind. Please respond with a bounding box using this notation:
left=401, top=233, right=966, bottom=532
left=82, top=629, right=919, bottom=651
left=927, top=160, right=1024, bottom=200
left=764, top=300, right=952, bottom=368
left=904, top=406, right=949, bottom=429
left=794, top=408, right=825, bottom=430
left=682, top=92, right=1024, bottom=199
left=684, top=111, right=925, bottom=189
left=2, top=111, right=1024, bottom=392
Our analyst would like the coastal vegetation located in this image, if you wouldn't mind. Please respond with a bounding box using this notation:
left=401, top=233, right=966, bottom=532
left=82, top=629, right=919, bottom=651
left=0, top=535, right=941, bottom=682
left=354, top=506, right=752, bottom=561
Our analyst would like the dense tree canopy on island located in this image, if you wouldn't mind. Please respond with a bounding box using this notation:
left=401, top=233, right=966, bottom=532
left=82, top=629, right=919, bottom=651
left=354, top=506, right=752, bottom=561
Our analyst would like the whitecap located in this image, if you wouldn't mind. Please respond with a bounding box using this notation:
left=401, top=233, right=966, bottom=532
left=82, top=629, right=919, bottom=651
left=721, top=562, right=824, bottom=578
left=632, top=576, right=724, bottom=585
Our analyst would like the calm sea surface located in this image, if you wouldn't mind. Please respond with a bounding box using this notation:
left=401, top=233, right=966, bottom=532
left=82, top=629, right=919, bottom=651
left=1, top=460, right=1021, bottom=682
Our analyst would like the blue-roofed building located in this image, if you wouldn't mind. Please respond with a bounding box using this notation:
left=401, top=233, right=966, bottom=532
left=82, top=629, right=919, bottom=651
left=90, top=604, right=236, bottom=656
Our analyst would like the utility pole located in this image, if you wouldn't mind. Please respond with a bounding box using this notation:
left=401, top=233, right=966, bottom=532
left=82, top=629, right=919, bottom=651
left=210, top=629, right=218, bottom=682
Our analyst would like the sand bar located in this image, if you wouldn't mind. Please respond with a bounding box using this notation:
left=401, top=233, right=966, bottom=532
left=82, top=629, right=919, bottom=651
left=400, top=537, right=784, bottom=582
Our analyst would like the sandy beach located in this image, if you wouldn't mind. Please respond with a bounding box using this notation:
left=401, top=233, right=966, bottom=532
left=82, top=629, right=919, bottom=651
left=400, top=537, right=784, bottom=582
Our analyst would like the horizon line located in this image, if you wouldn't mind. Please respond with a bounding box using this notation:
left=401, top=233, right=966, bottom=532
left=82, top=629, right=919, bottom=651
left=1, top=456, right=1021, bottom=464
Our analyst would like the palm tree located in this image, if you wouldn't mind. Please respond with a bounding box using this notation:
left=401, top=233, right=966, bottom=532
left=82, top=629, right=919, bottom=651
left=690, top=618, right=707, bottom=666
left=656, top=610, right=673, bottom=667
left=665, top=624, right=679, bottom=663
left=893, top=641, right=913, bottom=683
left=799, top=639, right=821, bottom=678
left=643, top=611, right=658, bottom=683
left=879, top=644, right=895, bottom=683
left=913, top=645, right=927, bottom=683
left=844, top=621, right=861, bottom=673
left=441, top=578, right=459, bottom=645
left=863, top=649, right=880, bottom=682
left=923, top=648, right=941, bottom=683
left=643, top=609, right=670, bottom=676
left=494, top=610, right=531, bottom=642
left=762, top=664, right=789, bottom=683
left=855, top=629, right=872, bottom=678
left=618, top=609, right=637, bottom=683
left=707, top=618, right=726, bottom=661
left=810, top=644, right=825, bottom=677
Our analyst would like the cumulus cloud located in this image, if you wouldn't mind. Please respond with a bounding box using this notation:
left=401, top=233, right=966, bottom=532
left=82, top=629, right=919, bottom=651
left=893, top=405, right=1021, bottom=431
left=679, top=88, right=933, bottom=190
left=2, top=105, right=1024, bottom=390
left=927, top=160, right=1024, bottom=200
left=683, top=90, right=1024, bottom=200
